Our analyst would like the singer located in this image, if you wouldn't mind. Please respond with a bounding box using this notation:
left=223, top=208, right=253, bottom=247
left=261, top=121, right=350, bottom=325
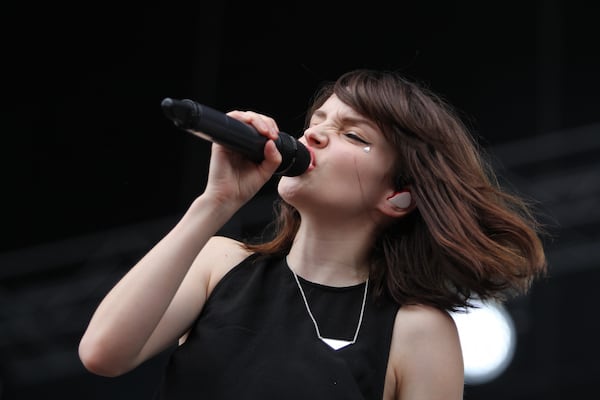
left=79, top=69, right=547, bottom=399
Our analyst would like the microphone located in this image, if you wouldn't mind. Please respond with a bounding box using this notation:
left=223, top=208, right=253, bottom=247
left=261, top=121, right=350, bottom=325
left=160, top=98, right=311, bottom=177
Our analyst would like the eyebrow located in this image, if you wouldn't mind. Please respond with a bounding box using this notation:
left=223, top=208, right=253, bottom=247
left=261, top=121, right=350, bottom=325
left=311, top=109, right=378, bottom=132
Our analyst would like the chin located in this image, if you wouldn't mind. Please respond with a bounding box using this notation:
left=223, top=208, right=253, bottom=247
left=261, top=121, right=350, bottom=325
left=277, top=178, right=310, bottom=207
left=277, top=180, right=298, bottom=202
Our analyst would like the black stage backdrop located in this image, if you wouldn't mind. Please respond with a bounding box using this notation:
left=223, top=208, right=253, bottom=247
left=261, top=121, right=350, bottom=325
left=1, top=1, right=599, bottom=399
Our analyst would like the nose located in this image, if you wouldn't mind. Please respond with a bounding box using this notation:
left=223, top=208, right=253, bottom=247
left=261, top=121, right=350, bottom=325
left=302, top=127, right=328, bottom=148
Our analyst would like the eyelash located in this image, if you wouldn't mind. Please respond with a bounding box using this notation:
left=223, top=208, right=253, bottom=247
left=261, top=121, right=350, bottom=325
left=345, top=132, right=370, bottom=145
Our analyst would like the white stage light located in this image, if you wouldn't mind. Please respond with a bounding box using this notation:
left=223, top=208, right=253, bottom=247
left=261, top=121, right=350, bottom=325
left=450, top=299, right=516, bottom=384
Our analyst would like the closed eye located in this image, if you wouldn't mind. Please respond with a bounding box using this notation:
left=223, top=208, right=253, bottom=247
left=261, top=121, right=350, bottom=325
left=345, top=132, right=371, bottom=145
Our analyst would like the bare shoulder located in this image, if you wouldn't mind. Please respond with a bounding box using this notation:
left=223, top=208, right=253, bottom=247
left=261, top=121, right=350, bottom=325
left=390, top=304, right=462, bottom=362
left=386, top=304, right=464, bottom=399
left=202, top=235, right=250, bottom=256
left=196, top=235, right=253, bottom=294
left=394, top=304, right=459, bottom=339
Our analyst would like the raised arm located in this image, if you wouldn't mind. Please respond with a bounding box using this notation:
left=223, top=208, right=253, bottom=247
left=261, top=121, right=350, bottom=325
left=78, top=110, right=283, bottom=377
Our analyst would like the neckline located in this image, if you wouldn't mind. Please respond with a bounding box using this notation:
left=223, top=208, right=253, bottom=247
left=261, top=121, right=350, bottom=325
left=284, top=257, right=368, bottom=291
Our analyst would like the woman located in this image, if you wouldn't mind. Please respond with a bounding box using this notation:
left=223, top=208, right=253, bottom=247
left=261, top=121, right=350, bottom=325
left=79, top=69, right=547, bottom=399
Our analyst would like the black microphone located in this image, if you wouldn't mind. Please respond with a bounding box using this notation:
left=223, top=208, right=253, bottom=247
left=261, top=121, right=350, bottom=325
left=160, top=98, right=311, bottom=177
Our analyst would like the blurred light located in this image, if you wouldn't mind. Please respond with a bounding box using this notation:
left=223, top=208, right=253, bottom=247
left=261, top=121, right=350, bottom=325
left=450, top=298, right=516, bottom=384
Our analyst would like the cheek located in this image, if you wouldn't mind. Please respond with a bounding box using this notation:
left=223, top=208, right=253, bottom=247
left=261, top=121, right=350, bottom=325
left=351, top=158, right=395, bottom=199
left=339, top=154, right=378, bottom=186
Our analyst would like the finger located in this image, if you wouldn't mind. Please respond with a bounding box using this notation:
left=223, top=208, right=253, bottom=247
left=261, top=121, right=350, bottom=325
left=227, top=110, right=279, bottom=140
left=261, top=139, right=283, bottom=174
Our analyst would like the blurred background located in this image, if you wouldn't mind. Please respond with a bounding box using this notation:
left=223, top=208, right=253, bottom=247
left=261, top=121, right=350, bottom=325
left=1, top=1, right=598, bottom=399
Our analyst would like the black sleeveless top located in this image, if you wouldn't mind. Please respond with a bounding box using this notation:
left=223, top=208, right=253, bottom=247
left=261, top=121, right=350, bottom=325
left=155, top=254, right=399, bottom=399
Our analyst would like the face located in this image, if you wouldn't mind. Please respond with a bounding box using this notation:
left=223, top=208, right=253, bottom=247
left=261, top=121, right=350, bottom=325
left=278, top=94, right=397, bottom=219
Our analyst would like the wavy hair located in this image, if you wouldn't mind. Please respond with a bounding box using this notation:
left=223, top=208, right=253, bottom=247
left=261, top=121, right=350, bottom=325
left=245, top=69, right=547, bottom=312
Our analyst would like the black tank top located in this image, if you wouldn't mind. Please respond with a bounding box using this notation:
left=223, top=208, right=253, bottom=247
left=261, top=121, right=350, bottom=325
left=155, top=253, right=399, bottom=399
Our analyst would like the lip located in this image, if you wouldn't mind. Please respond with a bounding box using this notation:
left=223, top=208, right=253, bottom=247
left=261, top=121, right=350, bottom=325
left=306, top=145, right=316, bottom=172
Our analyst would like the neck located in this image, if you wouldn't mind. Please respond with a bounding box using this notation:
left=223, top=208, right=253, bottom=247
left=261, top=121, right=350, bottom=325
left=287, top=217, right=376, bottom=287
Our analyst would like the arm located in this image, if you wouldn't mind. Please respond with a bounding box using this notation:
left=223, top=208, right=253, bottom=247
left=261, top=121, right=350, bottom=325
left=386, top=305, right=464, bottom=400
left=78, top=111, right=283, bottom=377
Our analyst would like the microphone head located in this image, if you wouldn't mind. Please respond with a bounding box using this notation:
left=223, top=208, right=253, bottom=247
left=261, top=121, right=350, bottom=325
left=274, top=133, right=311, bottom=177
left=160, top=97, right=177, bottom=121
left=161, top=97, right=199, bottom=129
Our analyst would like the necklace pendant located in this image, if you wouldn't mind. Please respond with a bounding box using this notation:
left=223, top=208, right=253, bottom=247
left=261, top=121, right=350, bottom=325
left=320, top=337, right=353, bottom=350
left=289, top=263, right=369, bottom=353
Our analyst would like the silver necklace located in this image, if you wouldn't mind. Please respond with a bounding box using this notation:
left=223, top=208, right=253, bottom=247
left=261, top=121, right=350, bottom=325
left=291, top=269, right=369, bottom=351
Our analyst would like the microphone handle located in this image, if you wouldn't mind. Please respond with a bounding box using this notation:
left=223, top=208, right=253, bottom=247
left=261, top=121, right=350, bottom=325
left=161, top=98, right=311, bottom=176
left=164, top=98, right=266, bottom=163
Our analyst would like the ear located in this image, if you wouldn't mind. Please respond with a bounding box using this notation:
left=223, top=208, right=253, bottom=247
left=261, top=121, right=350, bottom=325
left=378, top=189, right=415, bottom=218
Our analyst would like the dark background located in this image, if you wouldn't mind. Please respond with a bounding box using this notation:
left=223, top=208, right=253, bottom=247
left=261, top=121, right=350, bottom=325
left=1, top=1, right=599, bottom=399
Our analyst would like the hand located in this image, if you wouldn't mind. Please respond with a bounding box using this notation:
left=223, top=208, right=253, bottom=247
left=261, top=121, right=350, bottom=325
left=203, top=110, right=282, bottom=208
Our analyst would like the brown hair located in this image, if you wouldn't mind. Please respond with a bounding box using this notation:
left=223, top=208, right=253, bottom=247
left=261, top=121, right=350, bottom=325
left=245, top=69, right=547, bottom=312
